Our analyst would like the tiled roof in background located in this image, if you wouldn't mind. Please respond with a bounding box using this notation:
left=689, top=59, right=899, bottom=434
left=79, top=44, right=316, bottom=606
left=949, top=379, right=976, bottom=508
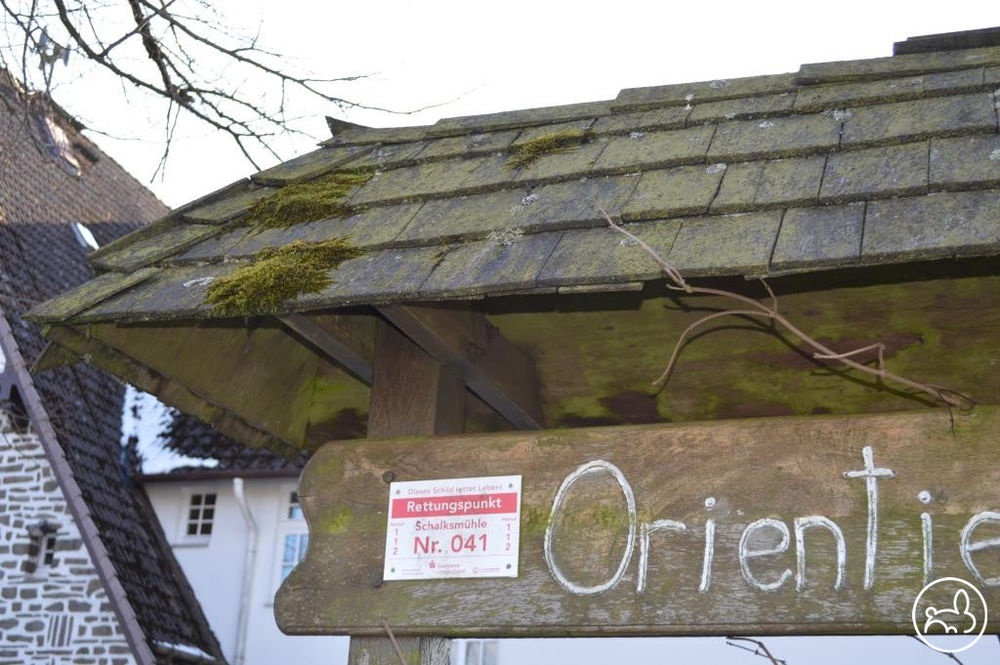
left=0, top=69, right=228, bottom=663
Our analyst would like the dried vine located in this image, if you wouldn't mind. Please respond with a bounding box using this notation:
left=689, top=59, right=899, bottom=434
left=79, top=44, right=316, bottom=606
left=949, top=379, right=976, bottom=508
left=726, top=636, right=787, bottom=665
left=603, top=212, right=975, bottom=413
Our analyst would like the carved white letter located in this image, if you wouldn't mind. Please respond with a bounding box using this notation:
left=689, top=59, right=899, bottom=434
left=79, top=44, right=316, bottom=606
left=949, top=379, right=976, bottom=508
left=739, top=518, right=792, bottom=591
left=794, top=516, right=846, bottom=591
left=544, top=460, right=637, bottom=595
left=637, top=519, right=686, bottom=593
left=843, top=446, right=894, bottom=589
left=961, top=511, right=1000, bottom=586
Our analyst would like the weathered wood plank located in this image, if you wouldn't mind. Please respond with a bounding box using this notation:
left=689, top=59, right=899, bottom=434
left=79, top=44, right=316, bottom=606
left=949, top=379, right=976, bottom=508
left=349, top=320, right=466, bottom=664
left=277, top=406, right=1000, bottom=637
left=377, top=304, right=543, bottom=430
left=368, top=320, right=465, bottom=438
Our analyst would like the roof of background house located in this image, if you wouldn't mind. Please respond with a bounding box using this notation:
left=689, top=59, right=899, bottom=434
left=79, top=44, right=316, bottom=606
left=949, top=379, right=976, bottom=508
left=0, top=71, right=228, bottom=664
left=26, top=29, right=1000, bottom=460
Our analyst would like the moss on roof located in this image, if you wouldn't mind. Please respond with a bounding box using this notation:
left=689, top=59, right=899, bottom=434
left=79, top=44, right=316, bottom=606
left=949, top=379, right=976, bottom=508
left=245, top=170, right=373, bottom=230
left=507, top=128, right=592, bottom=170
left=204, top=238, right=364, bottom=316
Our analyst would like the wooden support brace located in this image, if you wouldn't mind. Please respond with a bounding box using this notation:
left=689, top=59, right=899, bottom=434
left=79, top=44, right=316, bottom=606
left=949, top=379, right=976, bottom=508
left=280, top=312, right=374, bottom=384
left=377, top=304, right=544, bottom=430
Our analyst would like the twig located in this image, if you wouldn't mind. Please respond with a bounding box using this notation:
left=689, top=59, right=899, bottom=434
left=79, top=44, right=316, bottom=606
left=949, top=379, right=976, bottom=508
left=908, top=635, right=966, bottom=664
left=380, top=616, right=408, bottom=665
left=726, top=636, right=787, bottom=665
left=602, top=211, right=975, bottom=413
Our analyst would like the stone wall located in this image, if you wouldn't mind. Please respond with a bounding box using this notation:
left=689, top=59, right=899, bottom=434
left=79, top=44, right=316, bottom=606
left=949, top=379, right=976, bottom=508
left=0, top=409, right=134, bottom=665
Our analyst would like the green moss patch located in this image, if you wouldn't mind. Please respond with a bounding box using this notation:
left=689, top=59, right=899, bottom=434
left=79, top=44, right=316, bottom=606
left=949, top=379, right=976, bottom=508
left=205, top=238, right=364, bottom=316
left=507, top=128, right=592, bottom=170
left=246, top=170, right=373, bottom=230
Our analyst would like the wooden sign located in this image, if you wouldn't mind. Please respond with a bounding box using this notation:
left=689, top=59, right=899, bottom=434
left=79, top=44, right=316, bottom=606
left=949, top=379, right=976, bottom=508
left=275, top=407, right=1000, bottom=638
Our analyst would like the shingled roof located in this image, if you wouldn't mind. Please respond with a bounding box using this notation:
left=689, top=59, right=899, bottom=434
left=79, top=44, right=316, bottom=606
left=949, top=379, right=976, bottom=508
left=28, top=31, right=1000, bottom=458
left=0, top=71, right=226, bottom=664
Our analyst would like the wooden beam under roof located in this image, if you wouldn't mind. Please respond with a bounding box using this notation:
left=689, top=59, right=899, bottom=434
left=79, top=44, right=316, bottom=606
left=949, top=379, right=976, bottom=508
left=282, top=305, right=544, bottom=431
left=377, top=304, right=544, bottom=430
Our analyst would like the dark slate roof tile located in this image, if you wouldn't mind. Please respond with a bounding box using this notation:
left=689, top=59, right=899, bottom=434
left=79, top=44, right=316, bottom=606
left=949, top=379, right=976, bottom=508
left=350, top=155, right=488, bottom=204
left=416, top=129, right=520, bottom=161
left=250, top=144, right=372, bottom=185
left=796, top=45, right=1000, bottom=83
left=820, top=142, right=929, bottom=202
left=517, top=174, right=640, bottom=229
left=706, top=113, right=842, bottom=161
left=923, top=67, right=988, bottom=92
left=666, top=210, right=782, bottom=277
left=321, top=124, right=431, bottom=147
left=180, top=182, right=277, bottom=224
left=300, top=245, right=447, bottom=306
left=771, top=203, right=864, bottom=270
left=395, top=189, right=528, bottom=243
left=622, top=165, right=725, bottom=220
left=28, top=267, right=159, bottom=323
left=929, top=134, right=1000, bottom=189
left=712, top=155, right=826, bottom=213
left=418, top=231, right=561, bottom=298
left=342, top=140, right=429, bottom=171
left=591, top=105, right=690, bottom=135
left=428, top=100, right=611, bottom=136
left=688, top=92, right=796, bottom=123
left=613, top=74, right=798, bottom=112
left=863, top=190, right=1000, bottom=262
left=593, top=125, right=714, bottom=173
left=90, top=222, right=223, bottom=272
left=78, top=264, right=233, bottom=322
left=793, top=76, right=927, bottom=111
left=841, top=93, right=998, bottom=147
left=536, top=220, right=680, bottom=286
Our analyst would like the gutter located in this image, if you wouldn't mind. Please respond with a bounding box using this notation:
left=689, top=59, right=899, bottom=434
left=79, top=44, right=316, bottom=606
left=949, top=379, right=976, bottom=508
left=0, top=310, right=158, bottom=665
left=232, top=478, right=258, bottom=665
left=153, top=641, right=224, bottom=665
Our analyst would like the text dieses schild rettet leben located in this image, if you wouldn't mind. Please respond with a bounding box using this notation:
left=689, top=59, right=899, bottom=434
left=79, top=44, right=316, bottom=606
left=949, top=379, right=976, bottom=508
left=384, top=475, right=522, bottom=580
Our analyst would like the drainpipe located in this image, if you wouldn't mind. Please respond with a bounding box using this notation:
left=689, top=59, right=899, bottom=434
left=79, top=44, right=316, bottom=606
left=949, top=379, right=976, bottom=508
left=232, top=478, right=258, bottom=665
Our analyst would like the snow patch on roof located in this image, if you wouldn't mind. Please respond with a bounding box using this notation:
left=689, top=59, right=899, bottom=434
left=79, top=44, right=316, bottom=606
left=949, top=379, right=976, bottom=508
left=121, top=385, right=218, bottom=475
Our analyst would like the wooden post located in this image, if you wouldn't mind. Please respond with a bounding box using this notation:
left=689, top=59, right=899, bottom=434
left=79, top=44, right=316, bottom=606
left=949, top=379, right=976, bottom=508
left=347, top=319, right=465, bottom=665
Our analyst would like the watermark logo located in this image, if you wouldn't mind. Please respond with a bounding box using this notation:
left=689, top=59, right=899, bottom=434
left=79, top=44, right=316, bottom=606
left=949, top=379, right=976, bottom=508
left=912, top=577, right=988, bottom=653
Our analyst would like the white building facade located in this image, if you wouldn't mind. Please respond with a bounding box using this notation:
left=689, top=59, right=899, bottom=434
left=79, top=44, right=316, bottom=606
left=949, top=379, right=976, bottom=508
left=143, top=475, right=347, bottom=665
left=0, top=408, right=134, bottom=665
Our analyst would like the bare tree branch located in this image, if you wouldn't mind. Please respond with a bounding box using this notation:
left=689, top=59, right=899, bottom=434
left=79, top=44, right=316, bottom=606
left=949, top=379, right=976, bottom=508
left=726, top=636, right=787, bottom=665
left=908, top=635, right=966, bottom=664
left=0, top=0, right=403, bottom=173
left=603, top=210, right=976, bottom=413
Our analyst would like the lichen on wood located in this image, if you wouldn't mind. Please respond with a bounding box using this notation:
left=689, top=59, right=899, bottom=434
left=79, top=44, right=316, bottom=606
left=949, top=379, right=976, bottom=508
left=204, top=238, right=364, bottom=316
left=245, top=170, right=373, bottom=230
left=507, top=128, right=592, bottom=170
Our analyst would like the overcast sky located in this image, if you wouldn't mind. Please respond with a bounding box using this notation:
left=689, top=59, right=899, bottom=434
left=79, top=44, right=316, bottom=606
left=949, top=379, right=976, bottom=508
left=49, top=2, right=1000, bottom=663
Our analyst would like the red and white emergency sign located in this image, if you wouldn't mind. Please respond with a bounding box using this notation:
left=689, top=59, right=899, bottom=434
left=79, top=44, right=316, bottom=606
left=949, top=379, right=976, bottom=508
left=383, top=474, right=522, bottom=580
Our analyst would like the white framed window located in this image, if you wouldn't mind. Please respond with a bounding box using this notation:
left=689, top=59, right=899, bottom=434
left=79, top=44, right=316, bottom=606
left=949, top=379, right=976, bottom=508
left=455, top=640, right=499, bottom=665
left=273, top=485, right=308, bottom=589
left=287, top=490, right=303, bottom=520
left=280, top=532, right=309, bottom=582
left=178, top=490, right=217, bottom=544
